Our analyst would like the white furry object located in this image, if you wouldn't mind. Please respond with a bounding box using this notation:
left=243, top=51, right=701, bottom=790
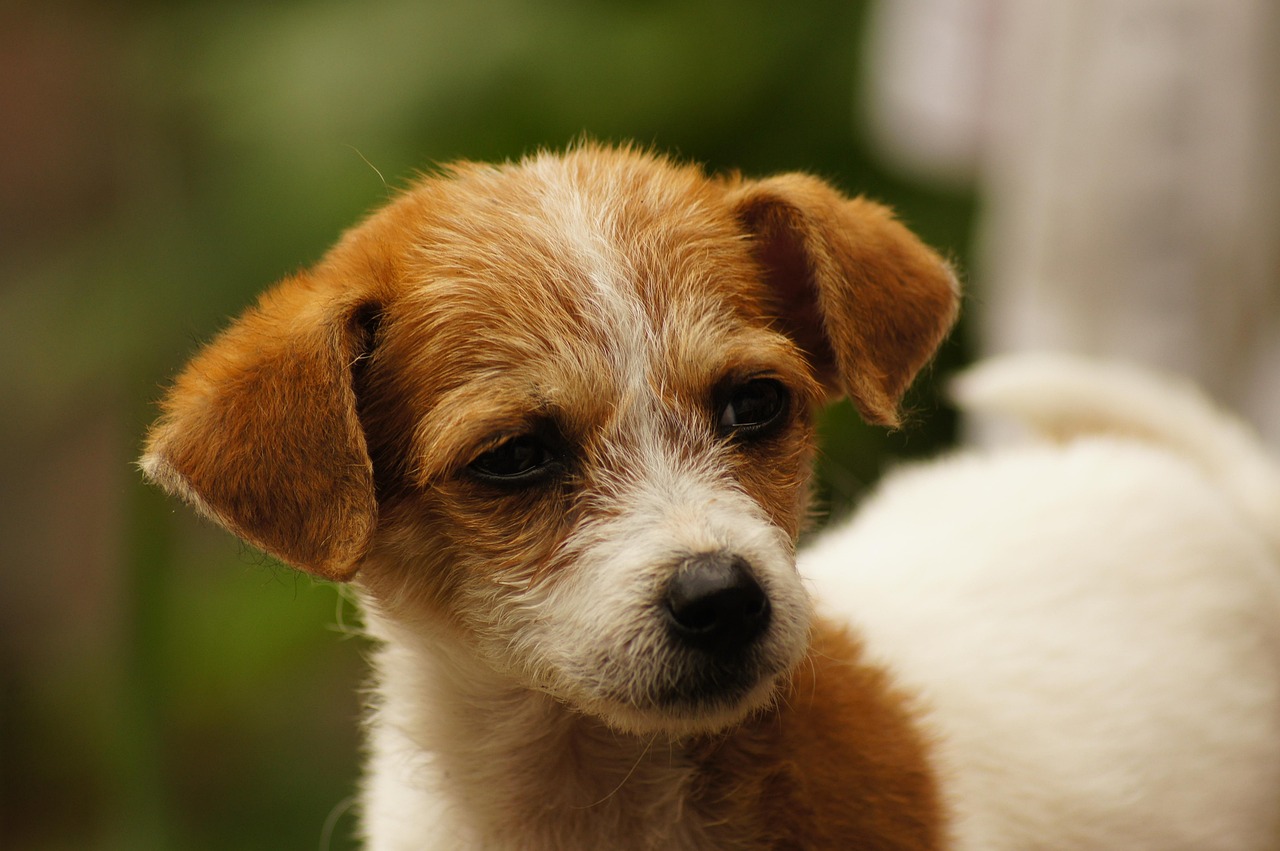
left=805, top=354, right=1280, bottom=849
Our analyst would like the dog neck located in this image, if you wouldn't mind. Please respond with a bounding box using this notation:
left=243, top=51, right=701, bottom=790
left=360, top=611, right=711, bottom=850
left=359, top=610, right=944, bottom=850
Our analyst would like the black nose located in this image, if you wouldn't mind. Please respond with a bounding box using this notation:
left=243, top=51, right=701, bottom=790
left=665, top=553, right=771, bottom=652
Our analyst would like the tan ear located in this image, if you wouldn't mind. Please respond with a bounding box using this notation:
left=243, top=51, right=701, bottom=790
left=729, top=174, right=959, bottom=426
left=140, top=277, right=379, bottom=581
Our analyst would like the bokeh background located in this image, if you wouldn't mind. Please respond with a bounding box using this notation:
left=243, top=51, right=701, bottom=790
left=1, top=3, right=972, bottom=849
left=5, top=1, right=1277, bottom=849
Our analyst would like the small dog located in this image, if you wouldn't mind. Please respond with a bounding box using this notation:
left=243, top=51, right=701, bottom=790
left=141, top=145, right=1280, bottom=849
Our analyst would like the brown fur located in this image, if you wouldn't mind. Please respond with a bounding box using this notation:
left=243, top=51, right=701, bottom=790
left=694, top=618, right=943, bottom=850
left=140, top=144, right=959, bottom=848
left=143, top=147, right=956, bottom=582
left=728, top=174, right=959, bottom=425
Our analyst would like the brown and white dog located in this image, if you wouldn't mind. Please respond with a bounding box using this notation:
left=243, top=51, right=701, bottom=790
left=141, top=145, right=1280, bottom=849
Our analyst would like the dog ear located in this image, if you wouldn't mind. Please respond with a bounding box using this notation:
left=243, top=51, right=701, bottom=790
left=729, top=174, right=959, bottom=426
left=140, top=277, right=379, bottom=581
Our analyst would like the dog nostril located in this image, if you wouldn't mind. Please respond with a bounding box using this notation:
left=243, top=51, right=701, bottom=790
left=665, top=553, right=772, bottom=650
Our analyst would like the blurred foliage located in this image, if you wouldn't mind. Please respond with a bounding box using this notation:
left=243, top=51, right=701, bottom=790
left=0, top=1, right=972, bottom=848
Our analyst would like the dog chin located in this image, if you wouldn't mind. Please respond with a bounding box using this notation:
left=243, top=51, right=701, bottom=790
left=583, top=655, right=799, bottom=738
left=591, top=679, right=784, bottom=738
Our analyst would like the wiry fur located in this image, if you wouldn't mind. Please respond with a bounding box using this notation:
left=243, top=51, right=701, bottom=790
left=143, top=145, right=955, bottom=849
left=141, top=145, right=1280, bottom=850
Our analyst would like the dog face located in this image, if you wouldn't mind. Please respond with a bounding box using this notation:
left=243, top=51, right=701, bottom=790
left=141, top=146, right=957, bottom=735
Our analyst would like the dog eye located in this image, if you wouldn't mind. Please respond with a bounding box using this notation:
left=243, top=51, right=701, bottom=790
left=469, top=435, right=558, bottom=484
left=718, top=379, right=789, bottom=437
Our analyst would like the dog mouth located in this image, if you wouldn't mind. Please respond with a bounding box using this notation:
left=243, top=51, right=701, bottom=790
left=544, top=546, right=812, bottom=734
left=581, top=637, right=800, bottom=736
left=580, top=584, right=809, bottom=735
left=652, top=552, right=798, bottom=708
left=656, top=643, right=795, bottom=710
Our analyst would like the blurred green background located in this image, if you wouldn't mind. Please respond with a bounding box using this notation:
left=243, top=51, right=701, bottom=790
left=0, top=2, right=973, bottom=848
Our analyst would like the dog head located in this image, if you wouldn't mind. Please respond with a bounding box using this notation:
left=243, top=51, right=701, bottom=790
left=141, top=145, right=957, bottom=735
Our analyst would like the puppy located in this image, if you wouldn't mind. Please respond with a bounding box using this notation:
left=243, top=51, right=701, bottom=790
left=140, top=145, right=1280, bottom=849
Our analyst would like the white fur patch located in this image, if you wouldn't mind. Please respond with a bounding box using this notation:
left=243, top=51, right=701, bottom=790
left=803, top=357, right=1280, bottom=850
left=529, top=153, right=653, bottom=394
left=536, top=441, right=809, bottom=733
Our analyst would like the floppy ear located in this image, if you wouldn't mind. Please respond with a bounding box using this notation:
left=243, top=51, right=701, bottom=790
left=140, top=277, right=379, bottom=581
left=729, top=174, right=959, bottom=426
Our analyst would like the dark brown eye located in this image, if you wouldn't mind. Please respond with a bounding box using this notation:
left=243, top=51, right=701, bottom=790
left=718, top=379, right=789, bottom=438
left=469, top=434, right=558, bottom=485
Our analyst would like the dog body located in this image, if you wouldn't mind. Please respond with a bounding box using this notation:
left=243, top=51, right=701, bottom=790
left=141, top=146, right=1280, bottom=849
left=808, top=356, right=1280, bottom=849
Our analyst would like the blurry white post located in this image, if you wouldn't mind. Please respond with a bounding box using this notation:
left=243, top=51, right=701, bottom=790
left=862, top=0, right=1280, bottom=445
